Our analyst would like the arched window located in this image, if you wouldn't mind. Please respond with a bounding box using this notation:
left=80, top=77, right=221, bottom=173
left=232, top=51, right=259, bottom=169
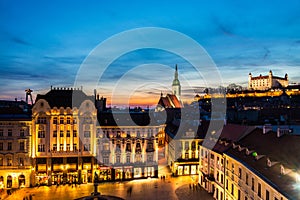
left=18, top=174, right=25, bottom=187
left=7, top=175, right=12, bottom=188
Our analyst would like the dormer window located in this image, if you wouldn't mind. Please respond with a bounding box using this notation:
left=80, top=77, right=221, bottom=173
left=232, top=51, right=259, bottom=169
left=267, top=158, right=272, bottom=167
left=280, top=165, right=285, bottom=175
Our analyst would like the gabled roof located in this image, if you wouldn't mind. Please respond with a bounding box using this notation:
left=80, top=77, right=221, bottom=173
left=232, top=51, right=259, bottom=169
left=157, top=94, right=181, bottom=109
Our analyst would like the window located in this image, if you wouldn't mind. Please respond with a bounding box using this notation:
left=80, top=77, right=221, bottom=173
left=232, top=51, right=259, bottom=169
left=104, top=143, right=109, bottom=151
left=226, top=179, right=228, bottom=190
left=0, top=143, right=2, bottom=150
left=221, top=174, right=224, bottom=184
left=60, top=145, right=64, bottom=151
left=116, top=143, right=121, bottom=152
left=84, top=131, right=90, bottom=138
left=0, top=129, right=3, bottom=136
left=231, top=184, right=234, bottom=195
left=251, top=178, right=255, bottom=191
left=238, top=189, right=241, bottom=200
left=53, top=131, right=57, bottom=137
left=266, top=190, right=270, bottom=200
left=73, top=118, right=77, bottom=124
left=258, top=183, right=261, bottom=197
left=38, top=144, right=45, bottom=152
left=192, top=151, right=195, bottom=159
left=19, top=142, right=24, bottom=151
left=185, top=141, right=189, bottom=150
left=147, top=142, right=153, bottom=150
left=37, top=117, right=46, bottom=124
left=66, top=144, right=70, bottom=151
left=60, top=117, right=64, bottom=124
left=238, top=168, right=242, bottom=178
left=116, top=155, right=120, bottom=163
left=191, top=141, right=196, bottom=150
left=66, top=117, right=71, bottom=124
left=20, top=129, right=25, bottom=137
left=73, top=143, right=77, bottom=151
left=84, top=144, right=90, bottom=151
left=103, top=156, right=109, bottom=164
left=126, top=143, right=131, bottom=152
left=60, top=130, right=64, bottom=137
left=7, top=142, right=12, bottom=151
left=246, top=173, right=249, bottom=185
left=19, top=158, right=24, bottom=166
left=185, top=151, right=189, bottom=159
left=38, top=130, right=45, bottom=138
left=73, top=130, right=77, bottom=137
left=136, top=143, right=141, bottom=153
left=7, top=157, right=12, bottom=166
left=147, top=155, right=153, bottom=162
left=53, top=117, right=57, bottom=124
left=126, top=155, right=131, bottom=163
left=8, top=129, right=12, bottom=137
left=66, top=130, right=70, bottom=137
left=53, top=144, right=57, bottom=151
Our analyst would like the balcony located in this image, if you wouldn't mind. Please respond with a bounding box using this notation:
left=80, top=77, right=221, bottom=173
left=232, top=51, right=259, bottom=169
left=0, top=165, right=31, bottom=170
left=50, top=150, right=80, bottom=157
left=146, top=148, right=155, bottom=152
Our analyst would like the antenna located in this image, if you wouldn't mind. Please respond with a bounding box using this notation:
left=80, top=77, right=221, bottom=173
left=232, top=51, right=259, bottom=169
left=25, top=89, right=33, bottom=105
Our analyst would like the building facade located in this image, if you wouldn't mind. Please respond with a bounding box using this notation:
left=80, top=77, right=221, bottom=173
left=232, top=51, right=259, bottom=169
left=198, top=124, right=255, bottom=200
left=95, top=124, right=163, bottom=181
left=0, top=100, right=33, bottom=189
left=31, top=87, right=97, bottom=185
left=165, top=122, right=203, bottom=177
left=248, top=70, right=288, bottom=90
left=199, top=125, right=299, bottom=200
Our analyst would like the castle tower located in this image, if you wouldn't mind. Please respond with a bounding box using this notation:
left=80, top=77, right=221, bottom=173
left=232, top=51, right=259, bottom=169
left=172, top=64, right=181, bottom=100
left=248, top=73, right=252, bottom=89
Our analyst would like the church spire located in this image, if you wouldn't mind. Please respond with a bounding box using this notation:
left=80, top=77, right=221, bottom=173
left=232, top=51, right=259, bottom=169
left=175, top=64, right=178, bottom=80
left=172, top=64, right=181, bottom=101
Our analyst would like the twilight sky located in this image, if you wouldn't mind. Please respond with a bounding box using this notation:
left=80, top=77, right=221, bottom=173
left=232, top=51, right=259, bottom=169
left=1, top=0, right=300, bottom=106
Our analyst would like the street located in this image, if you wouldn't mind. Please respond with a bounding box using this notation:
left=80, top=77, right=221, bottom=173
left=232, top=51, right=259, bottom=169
left=4, top=176, right=213, bottom=200
left=4, top=148, right=213, bottom=200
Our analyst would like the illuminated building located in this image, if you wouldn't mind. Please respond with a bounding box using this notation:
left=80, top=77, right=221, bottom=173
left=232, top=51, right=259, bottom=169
left=94, top=111, right=163, bottom=181
left=31, top=87, right=97, bottom=185
left=199, top=124, right=255, bottom=199
left=165, top=121, right=207, bottom=177
left=199, top=125, right=300, bottom=200
left=248, top=70, right=288, bottom=90
left=0, top=100, right=32, bottom=188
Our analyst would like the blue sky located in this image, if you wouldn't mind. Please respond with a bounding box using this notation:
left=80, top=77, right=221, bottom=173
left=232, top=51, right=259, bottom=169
left=0, top=0, right=300, bottom=105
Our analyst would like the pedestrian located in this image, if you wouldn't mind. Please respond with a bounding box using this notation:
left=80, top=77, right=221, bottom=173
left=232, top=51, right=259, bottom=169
left=127, top=186, right=132, bottom=196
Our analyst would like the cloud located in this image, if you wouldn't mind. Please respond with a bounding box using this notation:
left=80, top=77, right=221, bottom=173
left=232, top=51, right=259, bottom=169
left=10, top=36, right=31, bottom=46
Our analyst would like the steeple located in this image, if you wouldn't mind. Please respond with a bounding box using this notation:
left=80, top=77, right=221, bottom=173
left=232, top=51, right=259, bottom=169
left=172, top=64, right=181, bottom=100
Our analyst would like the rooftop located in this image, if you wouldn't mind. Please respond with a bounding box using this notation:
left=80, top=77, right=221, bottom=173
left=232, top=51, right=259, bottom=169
left=35, top=87, right=94, bottom=108
left=226, top=128, right=300, bottom=200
